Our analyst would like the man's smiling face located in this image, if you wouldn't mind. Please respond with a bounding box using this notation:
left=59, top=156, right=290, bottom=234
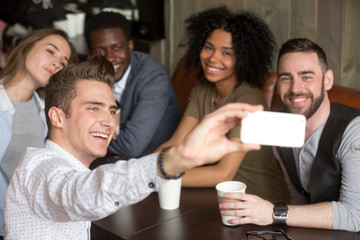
left=277, top=52, right=326, bottom=119
left=89, top=28, right=133, bottom=81
left=60, top=80, right=117, bottom=166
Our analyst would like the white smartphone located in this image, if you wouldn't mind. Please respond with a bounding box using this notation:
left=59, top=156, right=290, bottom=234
left=240, top=111, right=306, bottom=148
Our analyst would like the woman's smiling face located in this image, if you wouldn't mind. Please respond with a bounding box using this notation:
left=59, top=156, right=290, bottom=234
left=24, top=34, right=71, bottom=87
left=200, top=29, right=237, bottom=85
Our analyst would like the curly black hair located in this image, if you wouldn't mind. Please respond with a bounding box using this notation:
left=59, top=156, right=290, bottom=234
left=182, top=6, right=275, bottom=88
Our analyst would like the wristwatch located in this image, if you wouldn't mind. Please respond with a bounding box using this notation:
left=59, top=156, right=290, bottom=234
left=273, top=202, right=288, bottom=225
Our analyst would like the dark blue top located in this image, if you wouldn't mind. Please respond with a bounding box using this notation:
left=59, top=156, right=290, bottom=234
left=108, top=51, right=181, bottom=158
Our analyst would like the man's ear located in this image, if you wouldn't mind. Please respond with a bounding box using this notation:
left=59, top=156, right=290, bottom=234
left=48, top=107, right=66, bottom=129
left=324, top=69, right=334, bottom=91
left=128, top=39, right=134, bottom=52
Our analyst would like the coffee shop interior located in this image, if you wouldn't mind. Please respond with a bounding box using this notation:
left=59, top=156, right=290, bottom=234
left=1, top=0, right=359, bottom=91
left=1, top=0, right=360, bottom=239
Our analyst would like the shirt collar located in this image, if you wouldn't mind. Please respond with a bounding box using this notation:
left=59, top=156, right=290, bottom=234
left=113, top=65, right=131, bottom=101
left=45, top=140, right=90, bottom=172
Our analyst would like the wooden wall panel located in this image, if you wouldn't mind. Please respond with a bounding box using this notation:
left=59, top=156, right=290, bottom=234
left=315, top=0, right=343, bottom=85
left=290, top=0, right=317, bottom=41
left=243, top=0, right=290, bottom=70
left=160, top=0, right=360, bottom=90
left=342, top=0, right=360, bottom=89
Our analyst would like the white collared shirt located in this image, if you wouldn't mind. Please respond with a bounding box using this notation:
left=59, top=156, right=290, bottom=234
left=4, top=140, right=165, bottom=239
left=113, top=65, right=131, bottom=102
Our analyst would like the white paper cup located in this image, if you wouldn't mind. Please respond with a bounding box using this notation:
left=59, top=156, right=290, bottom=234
left=65, top=13, right=77, bottom=38
left=53, top=19, right=68, bottom=33
left=215, top=181, right=246, bottom=226
left=158, top=178, right=182, bottom=210
left=76, top=12, right=85, bottom=35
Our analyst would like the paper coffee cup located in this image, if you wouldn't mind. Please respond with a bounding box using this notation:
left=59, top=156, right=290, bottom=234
left=65, top=13, right=77, bottom=38
left=158, top=178, right=182, bottom=210
left=216, top=181, right=246, bottom=226
left=53, top=19, right=68, bottom=33
left=76, top=12, right=85, bottom=35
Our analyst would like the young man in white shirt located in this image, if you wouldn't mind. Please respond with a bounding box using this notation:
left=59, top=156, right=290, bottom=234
left=4, top=55, right=262, bottom=239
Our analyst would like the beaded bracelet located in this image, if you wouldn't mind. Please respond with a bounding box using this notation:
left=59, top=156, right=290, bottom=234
left=158, top=147, right=185, bottom=180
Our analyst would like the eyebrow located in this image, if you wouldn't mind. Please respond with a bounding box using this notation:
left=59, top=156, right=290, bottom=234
left=278, top=72, right=291, bottom=78
left=85, top=101, right=118, bottom=110
left=205, top=41, right=234, bottom=51
left=278, top=70, right=316, bottom=78
left=48, top=43, right=70, bottom=63
left=298, top=70, right=315, bottom=75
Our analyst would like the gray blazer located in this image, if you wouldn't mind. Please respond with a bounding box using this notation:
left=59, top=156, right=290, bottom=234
left=108, top=51, right=181, bottom=158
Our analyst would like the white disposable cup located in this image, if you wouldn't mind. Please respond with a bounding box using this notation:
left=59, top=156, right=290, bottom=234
left=65, top=13, right=77, bottom=38
left=215, top=181, right=246, bottom=226
left=76, top=12, right=86, bottom=35
left=158, top=178, right=182, bottom=210
left=53, top=19, right=68, bottom=33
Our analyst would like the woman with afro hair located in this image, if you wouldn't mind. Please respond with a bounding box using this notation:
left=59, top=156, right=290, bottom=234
left=157, top=6, right=289, bottom=203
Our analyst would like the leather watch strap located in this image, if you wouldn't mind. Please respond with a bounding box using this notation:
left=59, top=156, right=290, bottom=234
left=273, top=202, right=288, bottom=225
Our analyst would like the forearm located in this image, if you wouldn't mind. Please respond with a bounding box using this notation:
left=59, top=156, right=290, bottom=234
left=220, top=194, right=333, bottom=229
left=182, top=143, right=246, bottom=187
left=287, top=202, right=333, bottom=229
left=181, top=164, right=232, bottom=187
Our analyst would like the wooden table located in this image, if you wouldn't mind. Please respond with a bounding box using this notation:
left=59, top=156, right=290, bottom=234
left=91, top=187, right=360, bottom=240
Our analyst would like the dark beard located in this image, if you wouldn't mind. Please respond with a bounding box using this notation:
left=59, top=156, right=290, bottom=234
left=284, top=78, right=325, bottom=119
